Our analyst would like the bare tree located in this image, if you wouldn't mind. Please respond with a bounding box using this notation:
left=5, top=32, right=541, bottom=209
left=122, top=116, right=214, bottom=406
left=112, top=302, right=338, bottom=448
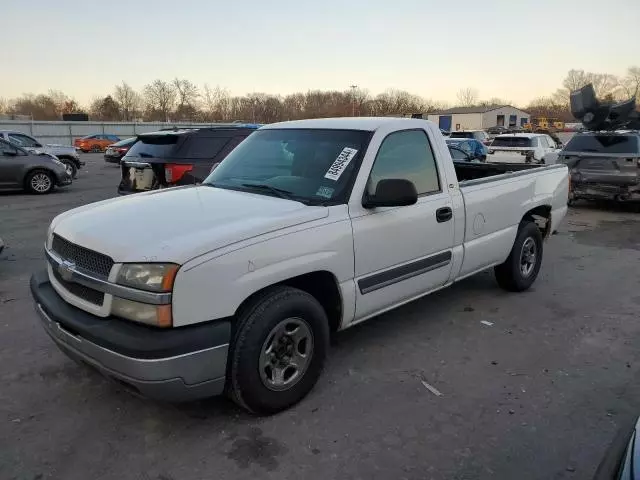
left=0, top=97, right=8, bottom=114
left=456, top=88, right=479, bottom=107
left=144, top=80, right=176, bottom=121
left=114, top=82, right=141, bottom=120
left=202, top=84, right=231, bottom=121
left=173, top=78, right=200, bottom=120
left=619, top=66, right=640, bottom=99
left=553, top=69, right=621, bottom=104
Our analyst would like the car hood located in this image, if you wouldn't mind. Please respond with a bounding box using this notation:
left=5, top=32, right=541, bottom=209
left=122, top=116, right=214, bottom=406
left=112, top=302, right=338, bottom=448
left=51, top=186, right=328, bottom=264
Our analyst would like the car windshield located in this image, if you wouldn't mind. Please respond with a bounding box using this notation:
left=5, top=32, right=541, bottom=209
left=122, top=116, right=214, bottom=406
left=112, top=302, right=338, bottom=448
left=564, top=134, right=639, bottom=154
left=125, top=135, right=179, bottom=158
left=491, top=137, right=533, bottom=148
left=204, top=128, right=371, bottom=205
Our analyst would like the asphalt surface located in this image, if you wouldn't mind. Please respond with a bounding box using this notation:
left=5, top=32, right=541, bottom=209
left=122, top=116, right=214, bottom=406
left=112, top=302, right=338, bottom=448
left=1, top=153, right=640, bottom=480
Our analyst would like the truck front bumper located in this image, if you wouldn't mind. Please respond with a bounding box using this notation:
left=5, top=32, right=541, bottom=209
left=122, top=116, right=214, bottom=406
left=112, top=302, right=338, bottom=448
left=30, top=270, right=230, bottom=402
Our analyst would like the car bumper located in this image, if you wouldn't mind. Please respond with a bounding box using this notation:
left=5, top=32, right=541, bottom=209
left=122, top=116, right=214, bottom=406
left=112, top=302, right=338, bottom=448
left=56, top=172, right=73, bottom=186
left=30, top=270, right=230, bottom=402
left=104, top=154, right=123, bottom=163
left=571, top=183, right=640, bottom=202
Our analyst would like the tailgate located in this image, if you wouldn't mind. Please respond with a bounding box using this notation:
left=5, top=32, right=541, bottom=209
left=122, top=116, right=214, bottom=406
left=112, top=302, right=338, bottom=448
left=568, top=156, right=639, bottom=187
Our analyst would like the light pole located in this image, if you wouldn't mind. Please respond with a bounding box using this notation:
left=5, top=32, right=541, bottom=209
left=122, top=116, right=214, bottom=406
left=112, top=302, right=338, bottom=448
left=350, top=85, right=358, bottom=116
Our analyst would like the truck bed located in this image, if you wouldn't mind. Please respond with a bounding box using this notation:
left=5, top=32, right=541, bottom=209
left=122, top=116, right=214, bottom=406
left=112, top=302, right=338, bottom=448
left=453, top=161, right=543, bottom=183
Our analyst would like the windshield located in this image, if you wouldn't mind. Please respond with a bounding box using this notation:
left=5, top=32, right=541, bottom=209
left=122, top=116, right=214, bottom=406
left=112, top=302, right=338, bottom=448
left=491, top=137, right=533, bottom=148
left=204, top=128, right=371, bottom=205
left=125, top=135, right=179, bottom=158
left=564, top=134, right=639, bottom=154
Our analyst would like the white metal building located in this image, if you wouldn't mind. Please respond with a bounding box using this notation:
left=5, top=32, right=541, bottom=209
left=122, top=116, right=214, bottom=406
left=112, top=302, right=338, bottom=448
left=427, top=106, right=530, bottom=132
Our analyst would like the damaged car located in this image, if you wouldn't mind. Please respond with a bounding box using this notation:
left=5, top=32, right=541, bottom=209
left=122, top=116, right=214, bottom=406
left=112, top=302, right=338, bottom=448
left=562, top=132, right=640, bottom=204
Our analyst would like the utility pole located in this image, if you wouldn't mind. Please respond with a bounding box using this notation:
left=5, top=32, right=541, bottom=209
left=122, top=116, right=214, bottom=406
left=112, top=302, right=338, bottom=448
left=350, top=85, right=358, bottom=116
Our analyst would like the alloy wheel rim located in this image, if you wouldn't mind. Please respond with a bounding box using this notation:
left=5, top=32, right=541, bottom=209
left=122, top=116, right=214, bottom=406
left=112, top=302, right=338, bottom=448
left=259, top=317, right=314, bottom=391
left=520, top=237, right=537, bottom=277
left=31, top=173, right=51, bottom=192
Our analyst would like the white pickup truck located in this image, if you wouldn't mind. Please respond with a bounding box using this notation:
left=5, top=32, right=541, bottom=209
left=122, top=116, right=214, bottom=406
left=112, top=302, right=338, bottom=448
left=30, top=118, right=569, bottom=414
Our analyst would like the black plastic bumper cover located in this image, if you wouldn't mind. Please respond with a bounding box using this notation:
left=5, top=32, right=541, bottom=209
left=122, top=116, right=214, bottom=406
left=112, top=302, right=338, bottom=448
left=30, top=270, right=230, bottom=359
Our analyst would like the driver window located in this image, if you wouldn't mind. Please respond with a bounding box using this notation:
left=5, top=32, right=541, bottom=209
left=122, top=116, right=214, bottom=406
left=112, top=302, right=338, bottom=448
left=368, top=130, right=440, bottom=196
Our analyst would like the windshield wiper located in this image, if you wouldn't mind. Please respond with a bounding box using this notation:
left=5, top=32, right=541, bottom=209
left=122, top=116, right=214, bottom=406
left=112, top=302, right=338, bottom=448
left=241, top=183, right=297, bottom=201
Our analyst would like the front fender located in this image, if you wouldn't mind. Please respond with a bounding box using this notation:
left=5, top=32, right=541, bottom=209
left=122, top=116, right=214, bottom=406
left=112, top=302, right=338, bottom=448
left=171, top=218, right=355, bottom=327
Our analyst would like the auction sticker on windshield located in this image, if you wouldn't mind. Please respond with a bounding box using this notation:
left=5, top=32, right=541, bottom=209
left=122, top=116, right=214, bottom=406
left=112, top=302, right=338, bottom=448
left=324, top=148, right=358, bottom=181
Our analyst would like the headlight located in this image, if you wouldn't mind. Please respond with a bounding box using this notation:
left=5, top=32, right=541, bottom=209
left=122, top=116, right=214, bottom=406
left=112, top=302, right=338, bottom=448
left=111, top=297, right=172, bottom=327
left=116, top=263, right=179, bottom=292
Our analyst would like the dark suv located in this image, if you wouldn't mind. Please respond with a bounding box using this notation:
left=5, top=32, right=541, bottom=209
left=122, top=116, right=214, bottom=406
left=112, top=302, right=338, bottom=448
left=560, top=131, right=640, bottom=203
left=117, top=125, right=259, bottom=194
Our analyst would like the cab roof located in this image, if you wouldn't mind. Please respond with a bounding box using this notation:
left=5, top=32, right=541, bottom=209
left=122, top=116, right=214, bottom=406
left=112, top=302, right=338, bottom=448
left=261, top=117, right=436, bottom=132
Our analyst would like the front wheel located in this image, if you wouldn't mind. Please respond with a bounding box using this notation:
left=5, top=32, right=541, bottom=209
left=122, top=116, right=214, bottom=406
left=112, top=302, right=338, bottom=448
left=62, top=160, right=78, bottom=178
left=494, top=221, right=543, bottom=292
left=26, top=170, right=54, bottom=194
left=227, top=286, right=330, bottom=415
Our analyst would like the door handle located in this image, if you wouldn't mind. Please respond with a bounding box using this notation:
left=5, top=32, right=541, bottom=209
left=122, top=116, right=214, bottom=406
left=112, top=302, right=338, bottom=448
left=436, top=207, right=453, bottom=223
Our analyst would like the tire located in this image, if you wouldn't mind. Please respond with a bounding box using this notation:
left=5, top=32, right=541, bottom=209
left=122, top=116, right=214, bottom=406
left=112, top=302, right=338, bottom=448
left=26, top=170, right=55, bottom=195
left=494, top=221, right=543, bottom=292
left=61, top=160, right=78, bottom=178
left=227, top=286, right=330, bottom=415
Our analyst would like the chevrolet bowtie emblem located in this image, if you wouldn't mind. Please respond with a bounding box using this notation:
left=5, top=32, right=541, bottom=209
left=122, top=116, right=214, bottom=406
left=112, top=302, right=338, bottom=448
left=58, top=260, right=76, bottom=282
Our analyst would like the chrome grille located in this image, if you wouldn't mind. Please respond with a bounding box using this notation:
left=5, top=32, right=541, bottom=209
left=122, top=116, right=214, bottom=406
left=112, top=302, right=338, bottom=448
left=51, top=234, right=114, bottom=278
left=51, top=268, right=105, bottom=306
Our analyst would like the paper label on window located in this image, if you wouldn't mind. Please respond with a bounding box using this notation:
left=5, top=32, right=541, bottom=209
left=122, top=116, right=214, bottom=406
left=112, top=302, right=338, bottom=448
left=324, top=148, right=358, bottom=181
left=315, top=186, right=334, bottom=199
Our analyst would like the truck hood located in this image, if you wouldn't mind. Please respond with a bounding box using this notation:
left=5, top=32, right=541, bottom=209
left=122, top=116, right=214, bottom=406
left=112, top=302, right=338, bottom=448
left=51, top=186, right=329, bottom=264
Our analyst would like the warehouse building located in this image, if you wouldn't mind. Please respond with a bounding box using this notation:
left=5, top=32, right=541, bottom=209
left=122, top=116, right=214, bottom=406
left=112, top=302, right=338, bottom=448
left=426, top=105, right=530, bottom=132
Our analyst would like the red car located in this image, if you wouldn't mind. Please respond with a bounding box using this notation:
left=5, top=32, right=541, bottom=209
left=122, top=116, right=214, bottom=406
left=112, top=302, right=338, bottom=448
left=74, top=134, right=121, bottom=153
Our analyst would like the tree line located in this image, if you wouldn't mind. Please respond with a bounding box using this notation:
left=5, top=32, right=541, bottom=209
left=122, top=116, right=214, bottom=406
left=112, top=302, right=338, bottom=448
left=1, top=67, right=638, bottom=123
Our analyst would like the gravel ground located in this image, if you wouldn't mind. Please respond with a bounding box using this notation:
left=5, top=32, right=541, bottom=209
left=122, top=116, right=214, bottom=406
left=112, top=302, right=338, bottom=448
left=1, top=153, right=640, bottom=480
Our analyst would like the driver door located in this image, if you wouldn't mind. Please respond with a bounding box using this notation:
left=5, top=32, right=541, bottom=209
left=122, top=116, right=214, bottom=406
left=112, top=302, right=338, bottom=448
left=350, top=129, right=455, bottom=321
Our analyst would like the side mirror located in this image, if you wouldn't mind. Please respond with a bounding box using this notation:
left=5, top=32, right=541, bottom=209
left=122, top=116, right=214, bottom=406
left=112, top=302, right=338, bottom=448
left=363, top=178, right=418, bottom=209
left=34, top=143, right=43, bottom=148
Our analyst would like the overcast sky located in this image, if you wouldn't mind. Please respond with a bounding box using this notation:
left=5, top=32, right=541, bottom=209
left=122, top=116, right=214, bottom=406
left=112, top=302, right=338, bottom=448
left=3, top=0, right=638, bottom=106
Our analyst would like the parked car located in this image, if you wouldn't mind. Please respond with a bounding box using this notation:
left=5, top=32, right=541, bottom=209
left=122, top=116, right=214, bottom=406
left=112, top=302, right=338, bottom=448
left=0, top=139, right=72, bottom=194
left=118, top=125, right=258, bottom=194
left=74, top=134, right=121, bottom=153
left=488, top=133, right=561, bottom=164
left=0, top=130, right=83, bottom=178
left=30, top=117, right=568, bottom=414
left=449, top=130, right=491, bottom=145
left=487, top=125, right=511, bottom=135
left=548, top=131, right=640, bottom=203
left=445, top=138, right=487, bottom=161
left=104, top=137, right=137, bottom=163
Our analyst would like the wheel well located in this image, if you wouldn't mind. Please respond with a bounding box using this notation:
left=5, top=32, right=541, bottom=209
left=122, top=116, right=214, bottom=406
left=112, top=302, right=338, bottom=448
left=522, top=205, right=552, bottom=237
left=23, top=168, right=52, bottom=188
left=238, top=272, right=343, bottom=334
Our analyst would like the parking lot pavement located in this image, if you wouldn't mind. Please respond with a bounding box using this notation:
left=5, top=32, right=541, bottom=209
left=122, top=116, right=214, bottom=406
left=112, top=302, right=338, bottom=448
left=2, top=153, right=640, bottom=480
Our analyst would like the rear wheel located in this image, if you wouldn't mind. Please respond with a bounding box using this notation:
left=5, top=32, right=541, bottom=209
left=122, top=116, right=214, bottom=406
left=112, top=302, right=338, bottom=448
left=494, top=221, right=543, bottom=292
left=26, top=170, right=54, bottom=194
left=227, top=286, right=330, bottom=415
